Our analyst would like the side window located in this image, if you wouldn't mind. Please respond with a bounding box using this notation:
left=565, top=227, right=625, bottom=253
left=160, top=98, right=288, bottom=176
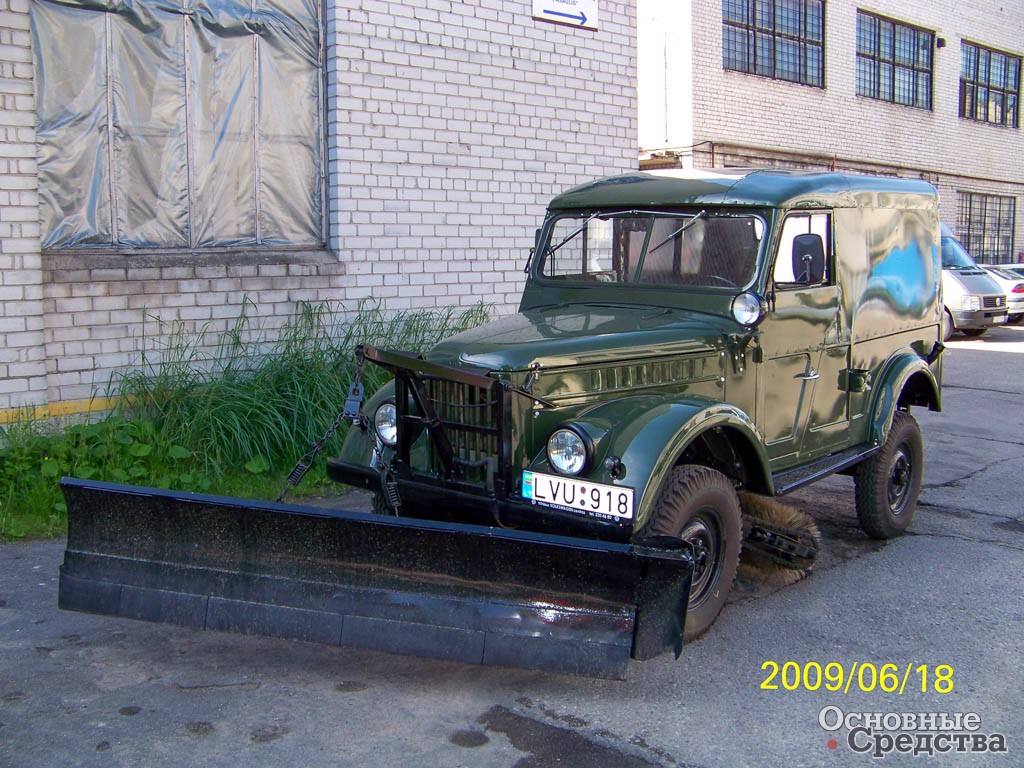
left=773, top=212, right=831, bottom=286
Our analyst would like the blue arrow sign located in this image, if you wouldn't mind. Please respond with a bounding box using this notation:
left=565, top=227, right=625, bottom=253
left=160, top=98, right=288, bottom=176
left=544, top=8, right=587, bottom=25
left=533, top=0, right=598, bottom=30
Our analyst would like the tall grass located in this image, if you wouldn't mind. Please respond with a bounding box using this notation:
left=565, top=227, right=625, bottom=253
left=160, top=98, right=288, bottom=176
left=0, top=299, right=490, bottom=540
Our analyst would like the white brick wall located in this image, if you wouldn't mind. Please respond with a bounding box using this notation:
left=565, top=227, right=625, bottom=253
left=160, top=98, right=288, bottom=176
left=0, top=0, right=45, bottom=413
left=38, top=255, right=349, bottom=405
left=640, top=0, right=1024, bottom=255
left=1, top=0, right=637, bottom=414
left=326, top=0, right=638, bottom=310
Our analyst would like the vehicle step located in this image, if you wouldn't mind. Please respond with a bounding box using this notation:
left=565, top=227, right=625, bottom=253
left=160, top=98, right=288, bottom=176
left=772, top=445, right=879, bottom=495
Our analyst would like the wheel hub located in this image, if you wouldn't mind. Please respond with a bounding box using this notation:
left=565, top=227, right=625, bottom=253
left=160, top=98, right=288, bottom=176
left=681, top=512, right=721, bottom=606
left=888, top=448, right=912, bottom=515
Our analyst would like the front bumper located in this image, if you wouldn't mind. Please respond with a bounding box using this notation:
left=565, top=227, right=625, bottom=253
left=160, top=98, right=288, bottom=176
left=326, top=456, right=635, bottom=543
left=951, top=307, right=1007, bottom=330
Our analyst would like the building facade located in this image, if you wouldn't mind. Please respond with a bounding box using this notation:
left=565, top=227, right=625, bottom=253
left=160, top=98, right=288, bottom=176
left=638, top=0, right=1024, bottom=263
left=0, top=0, right=638, bottom=417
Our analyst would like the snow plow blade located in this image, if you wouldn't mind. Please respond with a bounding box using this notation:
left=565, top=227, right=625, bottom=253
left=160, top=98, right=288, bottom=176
left=58, top=478, right=693, bottom=679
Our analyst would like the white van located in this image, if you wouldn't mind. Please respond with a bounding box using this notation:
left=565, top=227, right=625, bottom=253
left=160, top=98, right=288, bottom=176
left=941, top=224, right=1007, bottom=338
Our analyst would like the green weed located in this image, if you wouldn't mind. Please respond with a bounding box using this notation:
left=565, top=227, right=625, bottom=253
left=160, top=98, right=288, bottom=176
left=0, top=299, right=490, bottom=541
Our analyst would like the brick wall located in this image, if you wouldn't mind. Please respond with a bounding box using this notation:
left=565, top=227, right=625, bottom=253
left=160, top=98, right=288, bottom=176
left=39, top=253, right=347, bottom=406
left=640, top=0, right=1024, bottom=255
left=326, top=0, right=638, bottom=310
left=2, top=0, right=637, bottom=415
left=0, top=0, right=45, bottom=414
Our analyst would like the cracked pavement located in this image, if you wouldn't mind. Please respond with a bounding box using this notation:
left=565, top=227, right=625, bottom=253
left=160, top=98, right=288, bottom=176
left=1, top=328, right=1022, bottom=767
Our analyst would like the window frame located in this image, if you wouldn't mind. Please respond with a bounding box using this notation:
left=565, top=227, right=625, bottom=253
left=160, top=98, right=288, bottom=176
left=957, top=192, right=1017, bottom=264
left=855, top=10, right=934, bottom=111
left=771, top=211, right=833, bottom=289
left=31, top=0, right=327, bottom=252
left=722, top=0, right=826, bottom=88
left=959, top=41, right=1021, bottom=129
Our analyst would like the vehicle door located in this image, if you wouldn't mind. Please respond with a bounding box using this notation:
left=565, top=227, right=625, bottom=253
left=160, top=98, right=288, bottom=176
left=756, top=211, right=850, bottom=468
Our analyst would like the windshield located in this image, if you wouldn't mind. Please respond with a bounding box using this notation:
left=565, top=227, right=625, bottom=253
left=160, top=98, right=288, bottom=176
left=941, top=233, right=979, bottom=270
left=539, top=211, right=764, bottom=289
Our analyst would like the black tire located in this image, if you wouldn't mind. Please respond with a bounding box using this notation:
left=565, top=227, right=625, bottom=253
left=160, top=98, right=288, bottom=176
left=854, top=411, right=923, bottom=539
left=642, top=465, right=742, bottom=641
left=942, top=309, right=954, bottom=341
left=961, top=328, right=987, bottom=337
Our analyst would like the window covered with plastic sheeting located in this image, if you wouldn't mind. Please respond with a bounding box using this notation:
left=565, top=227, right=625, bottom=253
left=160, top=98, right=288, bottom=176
left=30, top=0, right=325, bottom=250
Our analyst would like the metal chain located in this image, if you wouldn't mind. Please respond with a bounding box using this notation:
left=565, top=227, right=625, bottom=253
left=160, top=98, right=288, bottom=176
left=276, top=352, right=366, bottom=502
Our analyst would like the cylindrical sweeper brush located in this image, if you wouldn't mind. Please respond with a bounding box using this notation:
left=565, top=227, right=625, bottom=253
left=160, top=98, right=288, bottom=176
left=738, top=491, right=823, bottom=587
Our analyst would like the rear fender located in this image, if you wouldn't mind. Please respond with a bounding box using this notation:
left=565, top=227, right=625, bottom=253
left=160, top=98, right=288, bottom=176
left=866, top=349, right=941, bottom=445
left=569, top=396, right=770, bottom=530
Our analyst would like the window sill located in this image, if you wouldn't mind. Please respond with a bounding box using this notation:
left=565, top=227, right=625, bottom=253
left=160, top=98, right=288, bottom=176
left=42, top=246, right=339, bottom=272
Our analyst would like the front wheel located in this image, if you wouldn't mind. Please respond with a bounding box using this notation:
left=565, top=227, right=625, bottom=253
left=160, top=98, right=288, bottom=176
left=642, top=465, right=741, bottom=641
left=942, top=309, right=954, bottom=341
left=854, top=411, right=923, bottom=539
left=961, top=328, right=987, bottom=337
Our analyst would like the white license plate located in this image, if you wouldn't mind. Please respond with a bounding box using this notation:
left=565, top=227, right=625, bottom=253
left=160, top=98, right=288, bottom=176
left=993, top=314, right=1007, bottom=323
left=522, top=471, right=635, bottom=521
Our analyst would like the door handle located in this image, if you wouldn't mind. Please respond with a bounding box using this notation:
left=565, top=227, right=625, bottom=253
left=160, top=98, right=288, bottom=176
left=796, top=370, right=820, bottom=381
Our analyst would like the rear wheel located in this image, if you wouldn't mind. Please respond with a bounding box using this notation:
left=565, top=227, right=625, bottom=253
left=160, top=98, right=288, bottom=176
left=642, top=465, right=741, bottom=641
left=854, top=411, right=923, bottom=539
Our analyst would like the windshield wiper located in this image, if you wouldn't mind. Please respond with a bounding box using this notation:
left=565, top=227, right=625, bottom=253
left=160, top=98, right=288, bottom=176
left=646, top=209, right=707, bottom=256
left=546, top=212, right=603, bottom=255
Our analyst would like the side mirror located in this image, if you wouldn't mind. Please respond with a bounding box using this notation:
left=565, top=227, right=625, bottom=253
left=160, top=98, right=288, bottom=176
left=792, top=233, right=825, bottom=284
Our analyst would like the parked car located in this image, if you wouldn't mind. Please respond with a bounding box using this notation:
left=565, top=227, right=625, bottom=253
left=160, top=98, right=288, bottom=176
left=940, top=224, right=1007, bottom=338
left=993, top=264, right=1024, bottom=281
left=981, top=266, right=1024, bottom=323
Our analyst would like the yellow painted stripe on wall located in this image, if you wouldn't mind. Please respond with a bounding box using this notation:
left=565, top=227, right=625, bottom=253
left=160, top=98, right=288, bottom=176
left=0, top=397, right=119, bottom=425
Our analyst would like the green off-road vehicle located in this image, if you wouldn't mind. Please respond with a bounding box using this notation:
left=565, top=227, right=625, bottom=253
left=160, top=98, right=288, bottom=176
left=328, top=168, right=943, bottom=641
left=59, top=169, right=943, bottom=678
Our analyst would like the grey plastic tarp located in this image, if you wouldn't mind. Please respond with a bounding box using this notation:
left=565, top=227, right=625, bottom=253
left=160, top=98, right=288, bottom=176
left=30, top=0, right=324, bottom=249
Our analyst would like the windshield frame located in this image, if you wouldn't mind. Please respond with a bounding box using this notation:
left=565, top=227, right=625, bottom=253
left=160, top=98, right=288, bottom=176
left=534, top=208, right=767, bottom=292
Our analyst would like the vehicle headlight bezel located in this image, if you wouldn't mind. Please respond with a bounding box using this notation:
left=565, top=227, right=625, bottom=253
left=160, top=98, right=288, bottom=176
left=373, top=401, right=398, bottom=447
left=546, top=424, right=592, bottom=476
left=731, top=291, right=769, bottom=327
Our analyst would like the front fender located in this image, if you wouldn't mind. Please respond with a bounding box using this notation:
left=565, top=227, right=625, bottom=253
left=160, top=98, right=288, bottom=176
left=569, top=395, right=769, bottom=530
left=866, top=348, right=941, bottom=444
left=335, top=380, right=396, bottom=468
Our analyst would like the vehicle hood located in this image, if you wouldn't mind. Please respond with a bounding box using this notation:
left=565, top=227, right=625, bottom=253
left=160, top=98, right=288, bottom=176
left=942, top=268, right=1003, bottom=296
left=427, top=305, right=726, bottom=371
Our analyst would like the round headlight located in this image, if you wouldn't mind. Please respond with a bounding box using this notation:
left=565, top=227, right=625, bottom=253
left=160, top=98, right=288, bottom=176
left=731, top=291, right=768, bottom=327
left=373, top=402, right=398, bottom=446
left=547, top=427, right=589, bottom=476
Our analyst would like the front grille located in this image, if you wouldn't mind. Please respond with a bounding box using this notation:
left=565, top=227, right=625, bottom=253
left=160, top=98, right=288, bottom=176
left=984, top=296, right=1006, bottom=309
left=360, top=347, right=510, bottom=496
left=423, top=377, right=503, bottom=486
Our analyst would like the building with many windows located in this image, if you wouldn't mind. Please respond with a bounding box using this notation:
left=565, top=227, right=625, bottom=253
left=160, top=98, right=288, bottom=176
left=0, top=1, right=637, bottom=416
left=638, top=0, right=1023, bottom=263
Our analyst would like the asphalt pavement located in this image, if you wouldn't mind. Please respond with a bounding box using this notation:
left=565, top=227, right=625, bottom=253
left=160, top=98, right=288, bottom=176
left=1, top=326, right=1022, bottom=767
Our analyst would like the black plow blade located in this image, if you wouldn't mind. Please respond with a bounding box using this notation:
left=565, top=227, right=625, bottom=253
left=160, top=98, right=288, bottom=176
left=58, top=478, right=693, bottom=679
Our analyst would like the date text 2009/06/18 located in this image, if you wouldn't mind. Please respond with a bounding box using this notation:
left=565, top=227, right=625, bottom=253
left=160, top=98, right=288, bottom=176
left=521, top=470, right=635, bottom=521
